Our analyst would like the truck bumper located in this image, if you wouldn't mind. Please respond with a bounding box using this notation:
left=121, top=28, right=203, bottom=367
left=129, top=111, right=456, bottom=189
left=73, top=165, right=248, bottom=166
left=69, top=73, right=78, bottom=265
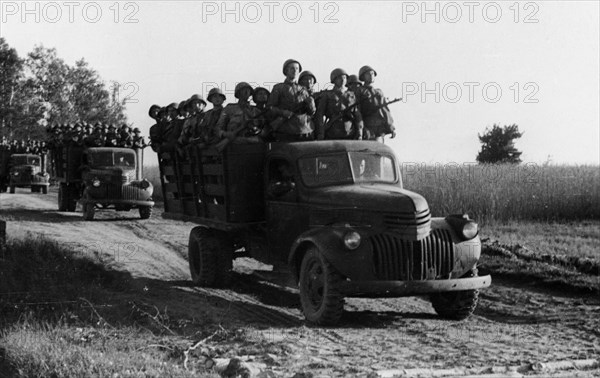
left=80, top=199, right=155, bottom=207
left=336, top=275, right=491, bottom=298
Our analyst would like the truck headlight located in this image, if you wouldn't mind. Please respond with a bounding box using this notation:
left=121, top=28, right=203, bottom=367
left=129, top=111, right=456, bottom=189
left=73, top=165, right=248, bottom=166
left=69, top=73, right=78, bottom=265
left=92, top=178, right=101, bottom=187
left=13, top=172, right=19, bottom=176
left=343, top=230, right=361, bottom=250
left=461, top=221, right=478, bottom=240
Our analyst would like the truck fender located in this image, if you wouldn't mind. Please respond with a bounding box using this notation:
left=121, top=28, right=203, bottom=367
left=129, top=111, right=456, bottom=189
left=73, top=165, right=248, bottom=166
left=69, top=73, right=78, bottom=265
left=288, top=226, right=374, bottom=284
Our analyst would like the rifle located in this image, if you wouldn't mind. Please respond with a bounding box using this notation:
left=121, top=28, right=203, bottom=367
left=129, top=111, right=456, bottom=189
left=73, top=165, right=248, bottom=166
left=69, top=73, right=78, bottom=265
left=214, top=106, right=270, bottom=152
left=325, top=97, right=402, bottom=129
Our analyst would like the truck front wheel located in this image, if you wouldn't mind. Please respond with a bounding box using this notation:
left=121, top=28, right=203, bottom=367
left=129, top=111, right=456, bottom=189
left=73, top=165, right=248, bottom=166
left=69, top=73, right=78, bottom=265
left=188, top=227, right=232, bottom=287
left=9, top=186, right=15, bottom=194
left=139, top=206, right=152, bottom=219
left=42, top=186, right=48, bottom=194
left=430, top=269, right=480, bottom=320
left=299, top=247, right=345, bottom=326
left=83, top=202, right=95, bottom=221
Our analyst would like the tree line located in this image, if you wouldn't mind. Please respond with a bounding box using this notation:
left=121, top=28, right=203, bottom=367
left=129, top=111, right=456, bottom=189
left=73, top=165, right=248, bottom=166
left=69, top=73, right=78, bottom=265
left=0, top=38, right=127, bottom=141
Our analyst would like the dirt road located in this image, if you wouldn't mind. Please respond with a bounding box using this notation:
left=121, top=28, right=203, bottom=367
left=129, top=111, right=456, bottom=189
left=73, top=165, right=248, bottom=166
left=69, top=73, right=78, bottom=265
left=1, top=189, right=598, bottom=377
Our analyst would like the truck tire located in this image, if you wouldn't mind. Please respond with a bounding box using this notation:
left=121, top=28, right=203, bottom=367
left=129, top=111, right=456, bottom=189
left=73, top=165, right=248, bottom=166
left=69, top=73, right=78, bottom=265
left=139, top=206, right=152, bottom=219
left=9, top=186, right=15, bottom=194
left=299, top=247, right=345, bottom=326
left=430, top=269, right=480, bottom=320
left=31, top=186, right=38, bottom=193
left=42, top=186, right=48, bottom=194
left=66, top=186, right=78, bottom=212
left=188, top=227, right=233, bottom=287
left=83, top=202, right=95, bottom=221
left=58, top=184, right=67, bottom=211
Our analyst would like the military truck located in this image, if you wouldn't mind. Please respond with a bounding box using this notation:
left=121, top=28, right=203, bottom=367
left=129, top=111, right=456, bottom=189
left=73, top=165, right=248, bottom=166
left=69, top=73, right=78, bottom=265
left=158, top=141, right=491, bottom=325
left=0, top=152, right=50, bottom=194
left=51, top=146, right=154, bottom=220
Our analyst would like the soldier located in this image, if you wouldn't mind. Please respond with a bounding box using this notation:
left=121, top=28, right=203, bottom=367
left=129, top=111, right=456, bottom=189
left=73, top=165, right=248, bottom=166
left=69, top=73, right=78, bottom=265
left=159, top=103, right=181, bottom=152
left=132, top=128, right=147, bottom=149
left=119, top=124, right=133, bottom=147
left=196, top=88, right=227, bottom=147
left=105, top=124, right=119, bottom=147
left=315, top=68, right=364, bottom=141
left=299, top=70, right=317, bottom=96
left=347, top=74, right=362, bottom=94
left=267, top=59, right=316, bottom=142
left=215, top=82, right=263, bottom=145
left=356, top=65, right=395, bottom=142
left=148, top=105, right=164, bottom=152
left=178, top=94, right=207, bottom=149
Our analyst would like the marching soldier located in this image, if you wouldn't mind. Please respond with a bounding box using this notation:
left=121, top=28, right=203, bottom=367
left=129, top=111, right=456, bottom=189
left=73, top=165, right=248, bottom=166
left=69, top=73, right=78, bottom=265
left=215, top=82, right=263, bottom=144
left=315, top=68, right=364, bottom=141
left=267, top=59, right=315, bottom=142
left=356, top=65, right=395, bottom=142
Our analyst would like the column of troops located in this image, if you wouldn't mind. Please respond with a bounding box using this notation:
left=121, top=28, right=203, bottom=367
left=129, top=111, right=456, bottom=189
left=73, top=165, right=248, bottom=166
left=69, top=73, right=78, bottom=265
left=44, top=122, right=147, bottom=150
left=0, top=137, right=48, bottom=154
left=149, top=59, right=398, bottom=157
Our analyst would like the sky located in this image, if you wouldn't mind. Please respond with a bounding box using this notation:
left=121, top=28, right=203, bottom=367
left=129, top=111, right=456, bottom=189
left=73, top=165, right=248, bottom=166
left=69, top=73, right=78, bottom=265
left=1, top=0, right=599, bottom=165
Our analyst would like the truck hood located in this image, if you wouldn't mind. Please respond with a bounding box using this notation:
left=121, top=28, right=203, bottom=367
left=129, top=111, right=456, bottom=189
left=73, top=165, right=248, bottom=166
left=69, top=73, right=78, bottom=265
left=306, top=184, right=429, bottom=213
left=305, top=184, right=431, bottom=240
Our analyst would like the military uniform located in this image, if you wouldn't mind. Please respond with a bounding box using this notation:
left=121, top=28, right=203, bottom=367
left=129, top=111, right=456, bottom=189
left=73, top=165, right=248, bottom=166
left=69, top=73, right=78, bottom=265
left=356, top=65, right=395, bottom=141
left=215, top=103, right=263, bottom=143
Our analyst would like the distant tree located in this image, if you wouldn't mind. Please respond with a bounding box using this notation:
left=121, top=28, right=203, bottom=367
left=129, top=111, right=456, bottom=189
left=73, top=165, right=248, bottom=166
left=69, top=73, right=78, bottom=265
left=476, top=124, right=523, bottom=164
left=0, top=37, right=23, bottom=138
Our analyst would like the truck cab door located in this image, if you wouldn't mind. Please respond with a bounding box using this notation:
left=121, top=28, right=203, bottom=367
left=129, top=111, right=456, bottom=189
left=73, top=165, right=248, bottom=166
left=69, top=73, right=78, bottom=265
left=265, top=158, right=308, bottom=265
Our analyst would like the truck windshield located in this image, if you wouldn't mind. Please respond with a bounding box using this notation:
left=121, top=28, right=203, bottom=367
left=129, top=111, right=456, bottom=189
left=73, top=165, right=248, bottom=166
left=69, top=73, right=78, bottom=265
left=298, top=152, right=396, bottom=187
left=11, top=156, right=40, bottom=166
left=89, top=151, right=135, bottom=168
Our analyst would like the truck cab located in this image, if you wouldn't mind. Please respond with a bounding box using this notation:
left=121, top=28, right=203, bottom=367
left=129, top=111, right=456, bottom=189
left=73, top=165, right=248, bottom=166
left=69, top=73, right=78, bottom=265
left=6, top=154, right=50, bottom=194
left=159, top=141, right=491, bottom=325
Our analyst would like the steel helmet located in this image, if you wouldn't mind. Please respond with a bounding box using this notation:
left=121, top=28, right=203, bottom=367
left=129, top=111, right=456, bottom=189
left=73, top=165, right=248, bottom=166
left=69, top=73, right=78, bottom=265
left=148, top=104, right=161, bottom=118
left=252, top=87, right=270, bottom=102
left=347, top=74, right=362, bottom=87
left=282, top=58, right=302, bottom=75
left=189, top=94, right=207, bottom=106
left=234, top=82, right=254, bottom=99
left=207, top=88, right=226, bottom=103
left=358, top=65, right=377, bottom=81
left=330, top=68, right=349, bottom=83
left=167, top=102, right=178, bottom=110
left=133, top=128, right=141, bottom=133
left=299, top=70, right=317, bottom=84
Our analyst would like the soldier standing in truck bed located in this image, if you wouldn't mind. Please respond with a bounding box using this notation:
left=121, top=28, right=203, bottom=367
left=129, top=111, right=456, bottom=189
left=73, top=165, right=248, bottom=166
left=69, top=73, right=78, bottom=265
left=119, top=124, right=133, bottom=148
left=347, top=74, right=362, bottom=95
left=148, top=105, right=163, bottom=152
left=197, top=88, right=227, bottom=147
left=356, top=65, right=395, bottom=142
left=132, top=128, right=147, bottom=150
left=267, top=59, right=315, bottom=142
left=315, top=68, right=364, bottom=141
left=215, top=82, right=263, bottom=144
left=159, top=103, right=181, bottom=152
left=178, top=94, right=207, bottom=151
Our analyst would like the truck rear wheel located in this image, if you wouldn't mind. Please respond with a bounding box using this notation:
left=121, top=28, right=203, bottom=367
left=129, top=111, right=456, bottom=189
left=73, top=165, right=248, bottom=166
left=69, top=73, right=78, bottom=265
left=83, top=203, right=95, bottom=221
left=9, top=186, right=15, bottom=194
left=188, top=227, right=233, bottom=287
left=58, top=184, right=67, bottom=211
left=66, top=186, right=78, bottom=212
left=139, top=206, right=152, bottom=219
left=430, top=269, right=480, bottom=320
left=299, top=247, right=345, bottom=326
left=42, top=186, right=48, bottom=194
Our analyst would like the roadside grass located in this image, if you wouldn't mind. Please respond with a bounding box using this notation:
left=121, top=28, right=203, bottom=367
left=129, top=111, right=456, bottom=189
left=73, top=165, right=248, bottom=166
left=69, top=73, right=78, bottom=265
left=479, top=220, right=600, bottom=294
left=0, top=234, right=220, bottom=378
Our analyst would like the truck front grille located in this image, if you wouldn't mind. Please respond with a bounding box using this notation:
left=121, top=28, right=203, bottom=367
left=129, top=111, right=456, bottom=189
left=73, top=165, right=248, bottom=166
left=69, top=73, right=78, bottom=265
left=370, top=229, right=454, bottom=281
left=383, top=209, right=431, bottom=228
